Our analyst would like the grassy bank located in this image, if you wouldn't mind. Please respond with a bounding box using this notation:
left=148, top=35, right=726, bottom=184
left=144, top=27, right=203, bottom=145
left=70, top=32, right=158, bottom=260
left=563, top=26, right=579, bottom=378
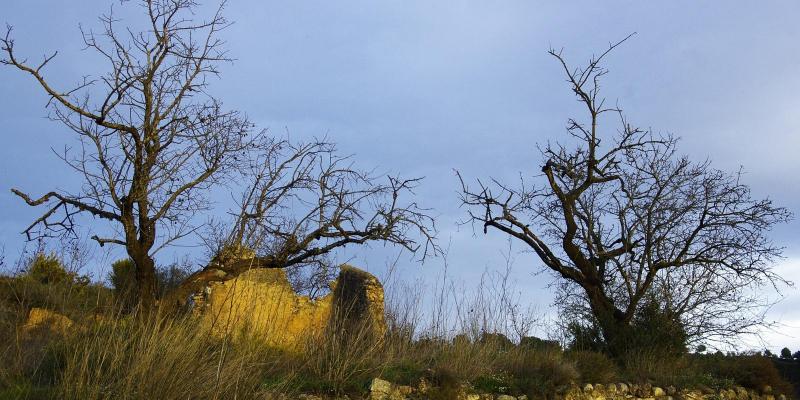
left=0, top=256, right=796, bottom=399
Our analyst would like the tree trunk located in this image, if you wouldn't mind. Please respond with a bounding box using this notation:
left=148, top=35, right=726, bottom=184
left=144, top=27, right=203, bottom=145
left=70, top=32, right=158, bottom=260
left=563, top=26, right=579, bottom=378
left=584, top=286, right=631, bottom=357
left=130, top=250, right=158, bottom=311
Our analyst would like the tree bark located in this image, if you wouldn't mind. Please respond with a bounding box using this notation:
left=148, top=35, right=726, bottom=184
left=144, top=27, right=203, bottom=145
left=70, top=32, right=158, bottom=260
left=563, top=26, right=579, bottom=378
left=129, top=249, right=158, bottom=311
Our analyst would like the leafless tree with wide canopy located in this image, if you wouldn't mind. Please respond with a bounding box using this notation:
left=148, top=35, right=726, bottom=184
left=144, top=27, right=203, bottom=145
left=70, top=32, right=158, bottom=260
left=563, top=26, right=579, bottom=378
left=2, top=0, right=437, bottom=311
left=458, top=36, right=791, bottom=352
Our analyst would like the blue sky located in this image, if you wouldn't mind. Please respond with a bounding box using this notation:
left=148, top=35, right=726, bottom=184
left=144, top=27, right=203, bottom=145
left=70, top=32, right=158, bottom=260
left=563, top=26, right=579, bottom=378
left=1, top=1, right=799, bottom=350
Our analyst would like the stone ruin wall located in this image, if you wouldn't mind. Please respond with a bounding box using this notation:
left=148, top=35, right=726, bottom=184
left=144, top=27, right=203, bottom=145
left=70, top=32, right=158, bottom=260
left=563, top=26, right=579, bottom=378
left=194, top=264, right=386, bottom=351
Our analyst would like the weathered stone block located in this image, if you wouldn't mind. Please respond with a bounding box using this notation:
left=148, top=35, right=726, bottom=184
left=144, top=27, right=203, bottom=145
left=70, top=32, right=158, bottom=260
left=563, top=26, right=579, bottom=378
left=21, top=307, right=73, bottom=336
left=197, top=264, right=386, bottom=351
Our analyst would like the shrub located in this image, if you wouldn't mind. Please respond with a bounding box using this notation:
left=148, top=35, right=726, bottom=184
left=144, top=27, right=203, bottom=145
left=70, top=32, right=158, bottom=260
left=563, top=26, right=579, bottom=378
left=626, top=299, right=687, bottom=358
left=1, top=253, right=111, bottom=319
left=694, top=353, right=794, bottom=396
left=108, top=259, right=193, bottom=310
left=108, top=259, right=137, bottom=310
left=501, top=348, right=578, bottom=398
left=568, top=350, right=618, bottom=383
left=24, top=253, right=75, bottom=285
left=620, top=349, right=690, bottom=385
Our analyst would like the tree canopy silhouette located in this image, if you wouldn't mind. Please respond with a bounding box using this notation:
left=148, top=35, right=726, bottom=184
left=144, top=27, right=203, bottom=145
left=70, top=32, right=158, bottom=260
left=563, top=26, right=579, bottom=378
left=2, top=0, right=437, bottom=311
left=459, top=36, right=791, bottom=353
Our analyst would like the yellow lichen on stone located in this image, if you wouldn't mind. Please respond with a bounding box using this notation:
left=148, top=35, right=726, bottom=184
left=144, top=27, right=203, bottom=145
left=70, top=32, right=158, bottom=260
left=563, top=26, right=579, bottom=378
left=21, top=307, right=73, bottom=336
left=200, top=268, right=332, bottom=350
left=197, top=263, right=386, bottom=352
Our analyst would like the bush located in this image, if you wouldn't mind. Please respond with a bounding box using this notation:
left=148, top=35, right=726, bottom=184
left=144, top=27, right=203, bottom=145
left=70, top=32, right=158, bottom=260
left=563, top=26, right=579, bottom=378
left=108, top=259, right=193, bottom=310
left=694, top=353, right=794, bottom=396
left=108, top=259, right=137, bottom=310
left=0, top=253, right=111, bottom=319
left=568, top=350, right=618, bottom=383
left=24, top=253, right=74, bottom=285
left=626, top=300, right=687, bottom=358
left=501, top=348, right=578, bottom=398
left=566, top=298, right=688, bottom=361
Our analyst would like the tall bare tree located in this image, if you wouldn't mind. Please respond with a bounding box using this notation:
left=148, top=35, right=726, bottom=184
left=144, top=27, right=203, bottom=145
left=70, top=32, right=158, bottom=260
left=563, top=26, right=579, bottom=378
left=459, top=37, right=791, bottom=353
left=3, top=1, right=437, bottom=311
left=164, top=137, right=438, bottom=308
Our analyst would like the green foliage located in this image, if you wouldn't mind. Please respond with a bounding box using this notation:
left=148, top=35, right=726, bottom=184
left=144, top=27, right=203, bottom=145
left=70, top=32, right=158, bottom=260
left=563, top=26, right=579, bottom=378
left=566, top=320, right=605, bottom=352
left=109, top=259, right=137, bottom=310
left=108, top=258, right=193, bottom=309
left=694, top=353, right=794, bottom=396
left=519, top=336, right=561, bottom=352
left=568, top=350, right=618, bottom=383
left=567, top=298, right=688, bottom=361
left=478, top=332, right=514, bottom=349
left=472, top=371, right=513, bottom=394
left=423, top=367, right=463, bottom=400
left=0, top=253, right=111, bottom=318
left=626, top=299, right=687, bottom=358
left=380, top=361, right=426, bottom=385
left=156, top=263, right=191, bottom=295
left=781, top=347, right=792, bottom=359
left=499, top=348, right=578, bottom=398
left=24, top=253, right=86, bottom=286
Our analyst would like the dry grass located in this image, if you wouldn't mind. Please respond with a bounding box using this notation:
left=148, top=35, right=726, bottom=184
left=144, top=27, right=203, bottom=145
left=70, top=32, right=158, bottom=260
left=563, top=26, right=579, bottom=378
left=0, top=254, right=796, bottom=399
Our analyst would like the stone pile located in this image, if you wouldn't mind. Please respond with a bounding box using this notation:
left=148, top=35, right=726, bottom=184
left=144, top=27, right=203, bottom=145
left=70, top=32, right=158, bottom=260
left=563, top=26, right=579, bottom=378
left=362, top=378, right=788, bottom=400
left=563, top=382, right=786, bottom=400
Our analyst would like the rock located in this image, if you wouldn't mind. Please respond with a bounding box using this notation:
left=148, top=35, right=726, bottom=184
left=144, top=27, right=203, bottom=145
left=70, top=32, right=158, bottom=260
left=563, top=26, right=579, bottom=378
left=698, top=385, right=715, bottom=395
left=298, top=395, right=323, bottom=400
left=370, top=378, right=393, bottom=399
left=417, top=378, right=431, bottom=394
left=606, top=384, right=617, bottom=393
left=21, top=307, right=73, bottom=336
left=583, top=384, right=594, bottom=393
left=653, top=387, right=666, bottom=397
left=395, top=385, right=413, bottom=396
left=640, top=383, right=653, bottom=397
left=618, top=383, right=629, bottom=394
left=666, top=386, right=676, bottom=396
left=331, top=265, right=387, bottom=338
left=778, top=395, right=786, bottom=400
left=497, top=395, right=516, bottom=400
left=595, top=384, right=605, bottom=392
left=762, top=386, right=773, bottom=395
left=683, top=390, right=704, bottom=400
left=518, top=396, right=529, bottom=400
left=463, top=395, right=480, bottom=400
left=197, top=264, right=386, bottom=351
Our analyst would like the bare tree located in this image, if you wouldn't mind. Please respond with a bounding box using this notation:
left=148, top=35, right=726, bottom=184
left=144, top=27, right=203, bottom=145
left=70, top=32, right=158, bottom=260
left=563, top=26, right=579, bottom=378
left=458, top=36, right=791, bottom=354
left=3, top=1, right=437, bottom=311
left=164, top=137, right=438, bottom=308
left=1, top=0, right=252, bottom=309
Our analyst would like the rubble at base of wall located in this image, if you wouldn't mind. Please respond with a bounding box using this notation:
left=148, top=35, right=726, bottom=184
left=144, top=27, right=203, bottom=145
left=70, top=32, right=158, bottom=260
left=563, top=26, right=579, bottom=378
left=359, top=378, right=789, bottom=400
